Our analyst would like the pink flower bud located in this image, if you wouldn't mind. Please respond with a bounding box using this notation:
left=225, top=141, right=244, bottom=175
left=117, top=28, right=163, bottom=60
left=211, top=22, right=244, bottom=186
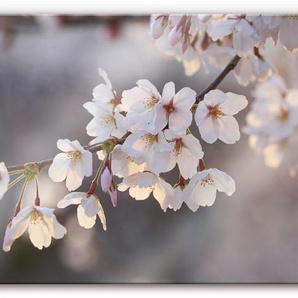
left=108, top=181, right=117, bottom=207
left=101, top=166, right=112, bottom=192
left=168, top=25, right=182, bottom=46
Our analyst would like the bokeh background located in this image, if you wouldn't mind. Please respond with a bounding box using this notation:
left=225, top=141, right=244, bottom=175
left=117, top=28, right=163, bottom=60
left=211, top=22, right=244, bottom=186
left=0, top=15, right=298, bottom=283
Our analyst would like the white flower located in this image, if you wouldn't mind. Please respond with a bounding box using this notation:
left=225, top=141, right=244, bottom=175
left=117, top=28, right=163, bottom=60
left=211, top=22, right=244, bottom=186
left=3, top=206, right=67, bottom=252
left=278, top=16, right=298, bottom=52
left=164, top=129, right=204, bottom=179
left=0, top=162, right=9, bottom=200
left=195, top=89, right=248, bottom=144
left=57, top=192, right=106, bottom=230
left=110, top=145, right=147, bottom=178
left=121, top=79, right=161, bottom=133
left=118, top=171, right=174, bottom=211
left=185, top=168, right=236, bottom=212
left=122, top=131, right=174, bottom=174
left=153, top=82, right=196, bottom=133
left=48, top=139, right=92, bottom=191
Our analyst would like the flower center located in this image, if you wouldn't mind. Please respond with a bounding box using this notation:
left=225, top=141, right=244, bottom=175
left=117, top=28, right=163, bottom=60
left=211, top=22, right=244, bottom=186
left=208, top=106, right=225, bottom=118
left=30, top=210, right=42, bottom=224
left=200, top=174, right=214, bottom=187
left=163, top=99, right=176, bottom=115
left=100, top=115, right=114, bottom=127
left=145, top=97, right=158, bottom=109
left=126, top=156, right=135, bottom=163
left=278, top=107, right=289, bottom=122
left=67, top=151, right=82, bottom=163
left=142, top=134, right=158, bottom=148
left=173, top=138, right=183, bottom=156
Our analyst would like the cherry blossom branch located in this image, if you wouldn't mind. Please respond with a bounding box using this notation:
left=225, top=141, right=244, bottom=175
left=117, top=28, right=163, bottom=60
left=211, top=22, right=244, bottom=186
left=6, top=133, right=130, bottom=173
left=195, top=54, right=241, bottom=103
left=6, top=55, right=241, bottom=174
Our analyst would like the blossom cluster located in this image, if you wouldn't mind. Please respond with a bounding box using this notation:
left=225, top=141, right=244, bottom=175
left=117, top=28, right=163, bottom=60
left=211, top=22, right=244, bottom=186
left=244, top=75, right=298, bottom=172
left=0, top=66, right=247, bottom=251
left=149, top=14, right=298, bottom=85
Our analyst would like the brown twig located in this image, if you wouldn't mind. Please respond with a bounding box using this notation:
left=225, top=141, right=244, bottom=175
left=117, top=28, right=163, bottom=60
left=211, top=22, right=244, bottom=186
left=195, top=54, right=241, bottom=102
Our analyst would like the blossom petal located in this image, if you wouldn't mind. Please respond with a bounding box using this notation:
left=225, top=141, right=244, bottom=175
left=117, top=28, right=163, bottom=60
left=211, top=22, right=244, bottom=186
left=57, top=192, right=85, bottom=208
left=199, top=116, right=220, bottom=144
left=77, top=205, right=96, bottom=229
left=210, top=169, right=236, bottom=196
left=218, top=116, right=240, bottom=144
left=219, top=93, right=248, bottom=115
left=203, top=90, right=227, bottom=107
left=48, top=153, right=70, bottom=183
left=169, top=110, right=193, bottom=132
left=81, top=196, right=102, bottom=217
left=162, top=82, right=175, bottom=103
left=173, top=87, right=196, bottom=110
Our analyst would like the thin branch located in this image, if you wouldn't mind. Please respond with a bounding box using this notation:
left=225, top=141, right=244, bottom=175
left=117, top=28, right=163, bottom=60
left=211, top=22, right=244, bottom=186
left=6, top=55, right=241, bottom=174
left=195, top=54, right=241, bottom=102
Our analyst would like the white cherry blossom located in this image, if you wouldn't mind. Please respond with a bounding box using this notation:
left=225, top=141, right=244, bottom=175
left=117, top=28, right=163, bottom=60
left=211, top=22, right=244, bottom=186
left=118, top=171, right=174, bottom=211
left=121, top=79, right=161, bottom=133
left=185, top=168, right=236, bottom=212
left=57, top=192, right=106, bottom=230
left=3, top=206, right=67, bottom=252
left=122, top=131, right=174, bottom=174
left=149, top=14, right=168, bottom=39
left=110, top=145, right=147, bottom=178
left=164, top=129, right=204, bottom=179
left=195, top=89, right=248, bottom=144
left=48, top=139, right=92, bottom=191
left=153, top=82, right=196, bottom=133
left=0, top=162, right=9, bottom=200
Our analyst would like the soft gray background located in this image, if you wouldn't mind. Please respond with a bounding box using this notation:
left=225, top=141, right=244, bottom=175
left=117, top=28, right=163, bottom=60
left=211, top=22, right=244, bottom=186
left=0, top=15, right=298, bottom=283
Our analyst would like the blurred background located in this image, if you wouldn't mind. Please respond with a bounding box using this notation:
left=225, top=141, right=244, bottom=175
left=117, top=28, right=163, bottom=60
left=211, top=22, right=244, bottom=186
left=0, top=15, right=298, bottom=283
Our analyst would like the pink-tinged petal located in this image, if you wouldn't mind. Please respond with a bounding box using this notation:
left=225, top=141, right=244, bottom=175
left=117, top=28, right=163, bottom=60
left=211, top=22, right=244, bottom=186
left=81, top=151, right=93, bottom=177
left=57, top=139, right=74, bottom=152
left=136, top=79, right=161, bottom=99
left=195, top=184, right=217, bottom=207
left=57, top=192, right=85, bottom=208
left=28, top=221, right=51, bottom=250
left=153, top=180, right=174, bottom=212
left=152, top=103, right=167, bottom=133
left=173, top=87, right=196, bottom=110
left=109, top=188, right=117, bottom=207
left=97, top=209, right=107, bottom=231
left=162, top=82, right=175, bottom=103
left=218, top=116, right=240, bottom=144
left=149, top=15, right=166, bottom=39
left=210, top=168, right=236, bottom=196
left=146, top=151, right=174, bottom=174
left=101, top=167, right=112, bottom=192
left=92, top=84, right=114, bottom=103
left=121, top=87, right=150, bottom=111
left=177, top=147, right=199, bottom=179
left=194, top=102, right=210, bottom=126
left=48, top=153, right=70, bottom=183
left=98, top=68, right=112, bottom=89
left=182, top=134, right=204, bottom=159
left=198, top=116, right=220, bottom=144
left=169, top=110, right=193, bottom=132
left=219, top=92, right=248, bottom=115
left=168, top=25, right=182, bottom=46
left=81, top=195, right=102, bottom=217
left=77, top=205, right=96, bottom=229
left=65, top=168, right=84, bottom=191
left=169, top=188, right=184, bottom=211
left=43, top=215, right=67, bottom=239
left=203, top=89, right=227, bottom=107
